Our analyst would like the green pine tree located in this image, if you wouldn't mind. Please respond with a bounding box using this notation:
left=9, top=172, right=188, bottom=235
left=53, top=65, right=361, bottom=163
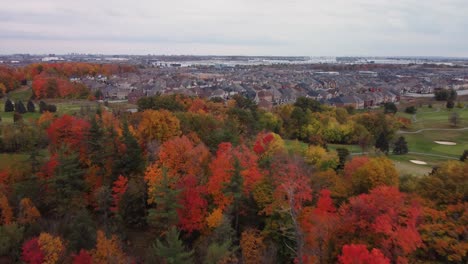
left=151, top=226, right=194, bottom=264
left=147, top=168, right=181, bottom=232
left=393, top=136, right=409, bottom=155
left=50, top=147, right=86, bottom=216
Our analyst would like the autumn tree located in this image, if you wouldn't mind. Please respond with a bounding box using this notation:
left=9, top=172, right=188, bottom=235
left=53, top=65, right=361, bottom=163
left=418, top=202, right=468, bottom=263
left=240, top=228, right=266, bottom=264
left=337, top=186, right=422, bottom=262
left=72, top=250, right=93, bottom=264
left=37, top=233, right=65, bottom=264
left=0, top=191, right=13, bottom=225
left=137, top=109, right=181, bottom=144
left=349, top=157, right=398, bottom=195
left=92, top=230, right=127, bottom=264
left=18, top=198, right=41, bottom=225
left=111, top=175, right=128, bottom=213
left=207, top=142, right=262, bottom=211
left=338, top=244, right=390, bottom=264
left=417, top=161, right=467, bottom=207
left=21, top=238, right=44, bottom=264
left=300, top=189, right=338, bottom=263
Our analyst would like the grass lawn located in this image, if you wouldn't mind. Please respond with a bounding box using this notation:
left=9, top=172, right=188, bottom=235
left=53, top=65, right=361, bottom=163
left=8, top=87, right=33, bottom=101
left=397, top=103, right=468, bottom=130
left=402, top=130, right=467, bottom=157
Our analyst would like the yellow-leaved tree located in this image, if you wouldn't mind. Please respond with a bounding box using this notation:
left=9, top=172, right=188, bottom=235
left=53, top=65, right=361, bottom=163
left=37, top=233, right=65, bottom=264
left=18, top=198, right=41, bottom=225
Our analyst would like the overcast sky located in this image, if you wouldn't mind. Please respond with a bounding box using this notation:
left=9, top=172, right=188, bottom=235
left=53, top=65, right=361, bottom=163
left=1, top=0, right=467, bottom=56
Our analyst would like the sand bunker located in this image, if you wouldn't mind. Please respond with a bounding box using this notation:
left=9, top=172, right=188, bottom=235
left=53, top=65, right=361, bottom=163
left=434, top=141, right=457, bottom=145
left=410, top=160, right=428, bottom=165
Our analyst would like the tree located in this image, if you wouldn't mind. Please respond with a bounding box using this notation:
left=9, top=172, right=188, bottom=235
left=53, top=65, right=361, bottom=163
left=18, top=198, right=41, bottom=225
left=336, top=148, right=350, bottom=171
left=37, top=233, right=65, bottom=264
left=404, top=106, right=417, bottom=114
left=137, top=109, right=181, bottom=144
left=0, top=192, right=13, bottom=225
left=21, top=238, right=44, bottom=264
left=91, top=230, right=127, bottom=264
left=151, top=226, right=194, bottom=264
left=375, top=132, right=389, bottom=154
left=383, top=102, right=397, bottom=114
left=449, top=112, right=460, bottom=127
left=147, top=168, right=181, bottom=232
left=0, top=223, right=24, bottom=261
left=111, top=175, right=128, bottom=212
left=337, top=186, right=422, bottom=262
left=460, top=150, right=468, bottom=162
left=418, top=203, right=468, bottom=263
left=4, top=98, right=14, bottom=112
left=350, top=157, right=399, bottom=194
left=338, top=244, right=390, bottom=264
left=72, top=250, right=92, bottom=264
left=393, top=136, right=408, bottom=155
left=119, top=178, right=147, bottom=228
left=49, top=148, right=86, bottom=216
left=115, top=121, right=144, bottom=176
left=15, top=100, right=27, bottom=114
left=446, top=100, right=455, bottom=109
left=300, top=190, right=338, bottom=263
left=240, top=229, right=266, bottom=264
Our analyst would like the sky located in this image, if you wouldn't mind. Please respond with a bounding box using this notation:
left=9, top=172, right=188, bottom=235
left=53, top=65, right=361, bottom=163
left=1, top=0, right=468, bottom=57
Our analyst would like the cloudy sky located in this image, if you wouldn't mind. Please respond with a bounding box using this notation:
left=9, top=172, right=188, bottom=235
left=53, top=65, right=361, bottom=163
left=1, top=0, right=467, bottom=56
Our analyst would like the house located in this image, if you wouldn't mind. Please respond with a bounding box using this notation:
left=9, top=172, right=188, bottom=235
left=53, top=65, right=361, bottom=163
left=128, top=89, right=145, bottom=104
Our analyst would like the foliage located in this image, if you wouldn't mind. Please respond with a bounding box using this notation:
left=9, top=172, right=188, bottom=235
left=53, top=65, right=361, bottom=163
left=393, top=136, right=408, bottom=155
left=92, top=230, right=127, bottom=264
left=151, top=226, right=194, bottom=264
left=338, top=244, right=390, bottom=264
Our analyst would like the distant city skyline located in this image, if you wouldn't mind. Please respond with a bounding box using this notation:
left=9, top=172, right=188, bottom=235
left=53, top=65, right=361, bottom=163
left=1, top=0, right=468, bottom=57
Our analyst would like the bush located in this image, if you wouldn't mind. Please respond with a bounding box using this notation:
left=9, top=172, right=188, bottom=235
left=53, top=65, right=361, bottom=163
left=404, top=106, right=417, bottom=114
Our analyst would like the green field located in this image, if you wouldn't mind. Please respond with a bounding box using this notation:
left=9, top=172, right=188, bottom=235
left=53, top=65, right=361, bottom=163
left=397, top=103, right=468, bottom=130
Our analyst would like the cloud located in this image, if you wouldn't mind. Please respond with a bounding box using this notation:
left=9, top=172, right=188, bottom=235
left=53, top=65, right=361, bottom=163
left=0, top=0, right=467, bottom=56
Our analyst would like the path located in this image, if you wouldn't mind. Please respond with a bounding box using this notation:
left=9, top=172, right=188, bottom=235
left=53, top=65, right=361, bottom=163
left=397, top=127, right=468, bottom=134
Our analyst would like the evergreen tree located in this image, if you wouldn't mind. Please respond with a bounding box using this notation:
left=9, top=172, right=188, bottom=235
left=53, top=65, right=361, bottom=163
left=460, top=150, right=468, bottom=162
left=147, top=168, right=181, bottom=232
left=4, top=99, right=14, bottom=112
left=151, top=226, right=193, bottom=264
left=336, top=148, right=350, bottom=170
left=393, top=136, right=409, bottom=155
left=115, top=121, right=144, bottom=177
left=15, top=101, right=26, bottom=114
left=383, top=102, right=397, bottom=114
left=375, top=132, right=389, bottom=154
left=87, top=116, right=104, bottom=166
left=119, top=178, right=147, bottom=228
left=39, top=101, right=47, bottom=113
left=225, top=158, right=244, bottom=232
left=27, top=100, right=35, bottom=113
left=49, top=148, right=86, bottom=216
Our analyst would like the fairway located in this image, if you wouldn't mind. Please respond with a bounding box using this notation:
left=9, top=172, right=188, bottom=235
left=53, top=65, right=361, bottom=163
left=397, top=103, right=468, bottom=130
